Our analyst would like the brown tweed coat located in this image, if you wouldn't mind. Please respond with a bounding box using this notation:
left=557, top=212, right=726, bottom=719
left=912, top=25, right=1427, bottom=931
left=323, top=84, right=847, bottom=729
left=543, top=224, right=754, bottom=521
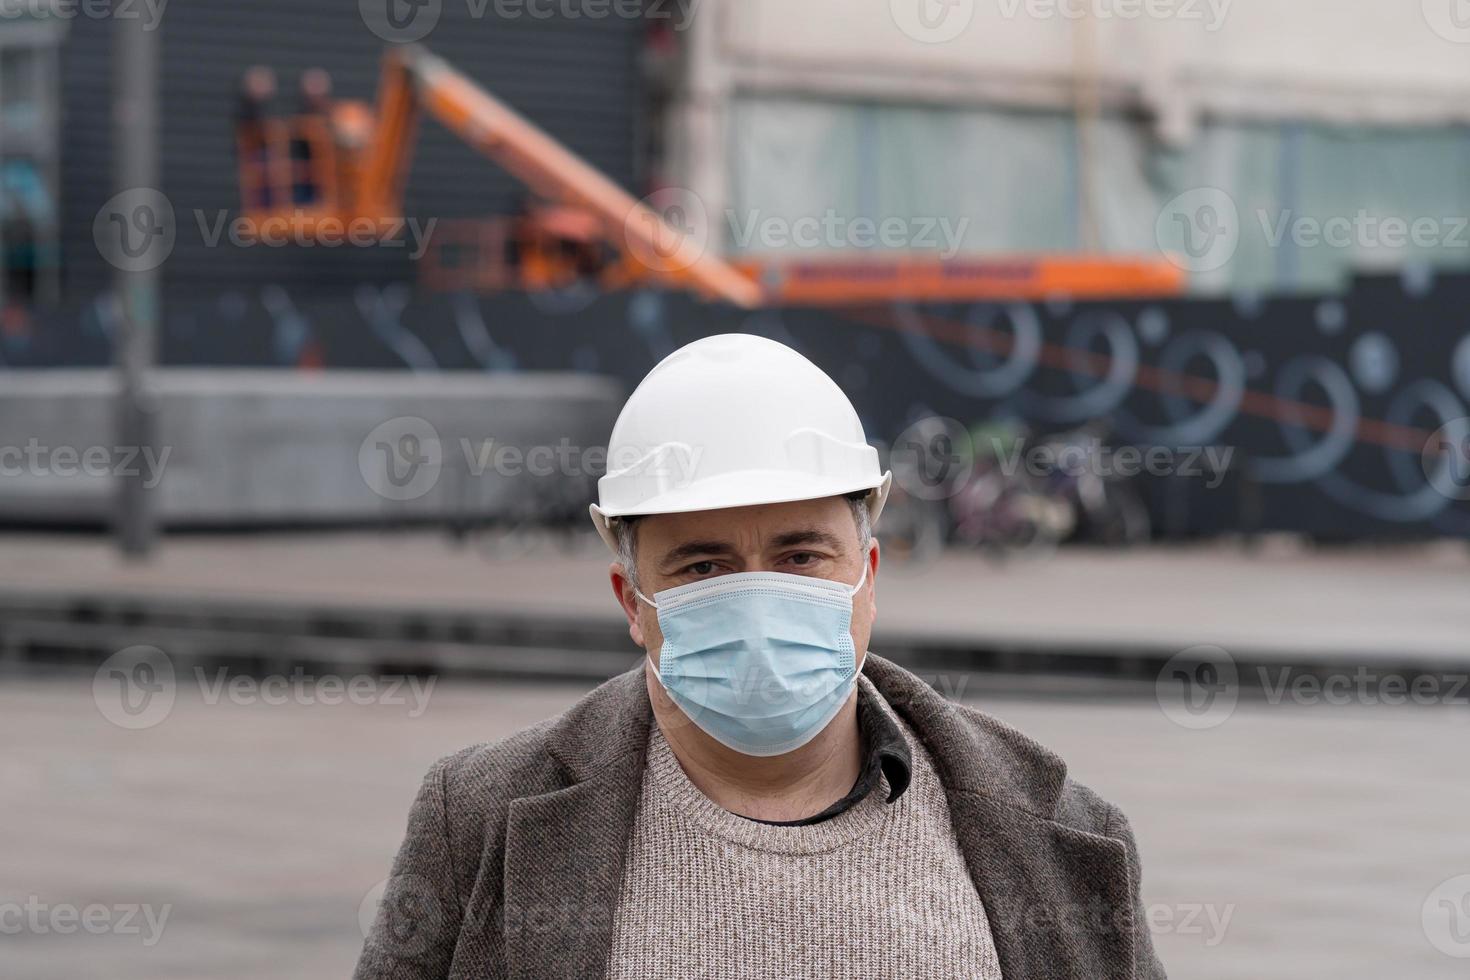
left=354, top=654, right=1167, bottom=979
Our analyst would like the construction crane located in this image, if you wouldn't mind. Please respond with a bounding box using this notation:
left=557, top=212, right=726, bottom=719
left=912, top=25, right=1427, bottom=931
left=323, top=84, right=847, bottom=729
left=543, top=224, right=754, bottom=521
left=234, top=45, right=1184, bottom=308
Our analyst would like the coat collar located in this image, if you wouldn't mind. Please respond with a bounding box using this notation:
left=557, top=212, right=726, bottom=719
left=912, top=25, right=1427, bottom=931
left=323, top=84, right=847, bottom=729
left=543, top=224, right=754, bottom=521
left=534, top=654, right=1071, bottom=816
left=502, top=655, right=1134, bottom=980
left=859, top=653, right=1068, bottom=814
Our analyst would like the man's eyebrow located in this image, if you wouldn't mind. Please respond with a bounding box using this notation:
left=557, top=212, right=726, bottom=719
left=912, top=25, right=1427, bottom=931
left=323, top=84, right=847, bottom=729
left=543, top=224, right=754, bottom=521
left=657, top=540, right=736, bottom=566
left=770, top=528, right=846, bottom=551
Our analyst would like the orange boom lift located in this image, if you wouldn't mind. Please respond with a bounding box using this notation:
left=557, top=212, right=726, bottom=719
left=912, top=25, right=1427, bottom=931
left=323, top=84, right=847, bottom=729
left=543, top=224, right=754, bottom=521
left=235, top=45, right=1184, bottom=307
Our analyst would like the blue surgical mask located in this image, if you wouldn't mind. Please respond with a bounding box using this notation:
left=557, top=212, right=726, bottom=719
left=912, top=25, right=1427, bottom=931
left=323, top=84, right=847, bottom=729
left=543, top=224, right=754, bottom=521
left=636, top=564, right=868, bottom=757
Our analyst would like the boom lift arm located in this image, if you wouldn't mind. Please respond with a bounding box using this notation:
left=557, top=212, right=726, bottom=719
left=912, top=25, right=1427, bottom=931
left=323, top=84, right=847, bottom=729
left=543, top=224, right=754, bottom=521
left=238, top=45, right=761, bottom=308
left=236, top=45, right=1183, bottom=307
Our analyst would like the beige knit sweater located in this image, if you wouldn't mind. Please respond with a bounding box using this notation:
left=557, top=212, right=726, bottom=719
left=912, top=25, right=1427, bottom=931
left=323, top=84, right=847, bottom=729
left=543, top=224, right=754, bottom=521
left=606, top=678, right=1004, bottom=979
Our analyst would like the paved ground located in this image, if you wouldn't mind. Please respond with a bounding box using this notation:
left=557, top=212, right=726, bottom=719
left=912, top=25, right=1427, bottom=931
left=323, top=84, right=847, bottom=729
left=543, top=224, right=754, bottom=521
left=4, top=671, right=1469, bottom=979
left=4, top=530, right=1470, bottom=662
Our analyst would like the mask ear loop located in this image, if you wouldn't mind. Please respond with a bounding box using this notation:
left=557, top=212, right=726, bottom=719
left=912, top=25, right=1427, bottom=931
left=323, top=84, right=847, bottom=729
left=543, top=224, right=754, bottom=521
left=634, top=588, right=659, bottom=609
left=846, top=561, right=869, bottom=597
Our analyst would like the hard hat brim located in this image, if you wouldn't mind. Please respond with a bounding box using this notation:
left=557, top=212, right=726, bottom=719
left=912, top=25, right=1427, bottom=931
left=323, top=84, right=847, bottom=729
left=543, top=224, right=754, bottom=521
left=590, top=470, right=892, bottom=554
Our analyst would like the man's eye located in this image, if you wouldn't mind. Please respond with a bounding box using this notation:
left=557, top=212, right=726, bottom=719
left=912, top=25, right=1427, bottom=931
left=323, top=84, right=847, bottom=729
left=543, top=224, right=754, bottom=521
left=788, top=552, right=817, bottom=566
left=688, top=561, right=716, bottom=576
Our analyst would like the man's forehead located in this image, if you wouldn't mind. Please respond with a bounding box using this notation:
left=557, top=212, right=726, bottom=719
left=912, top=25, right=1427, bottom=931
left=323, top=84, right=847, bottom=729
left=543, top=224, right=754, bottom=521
left=642, top=497, right=854, bottom=552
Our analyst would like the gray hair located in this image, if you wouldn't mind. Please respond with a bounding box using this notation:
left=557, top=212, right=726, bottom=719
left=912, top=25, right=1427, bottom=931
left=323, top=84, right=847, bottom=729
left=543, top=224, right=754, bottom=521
left=614, top=493, right=872, bottom=591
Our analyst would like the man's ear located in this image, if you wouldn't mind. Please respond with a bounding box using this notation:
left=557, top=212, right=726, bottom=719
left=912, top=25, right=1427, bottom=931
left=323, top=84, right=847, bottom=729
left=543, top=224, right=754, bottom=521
left=609, top=562, right=647, bottom=648
left=864, top=538, right=880, bottom=626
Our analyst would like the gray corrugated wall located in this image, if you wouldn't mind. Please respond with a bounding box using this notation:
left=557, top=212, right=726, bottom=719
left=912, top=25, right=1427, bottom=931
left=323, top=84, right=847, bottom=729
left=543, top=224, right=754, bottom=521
left=58, top=1, right=644, bottom=298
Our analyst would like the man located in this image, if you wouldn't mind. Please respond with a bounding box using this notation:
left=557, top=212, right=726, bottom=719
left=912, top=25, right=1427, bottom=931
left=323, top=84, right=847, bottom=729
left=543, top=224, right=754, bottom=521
left=233, top=66, right=278, bottom=212
left=355, top=334, right=1166, bottom=979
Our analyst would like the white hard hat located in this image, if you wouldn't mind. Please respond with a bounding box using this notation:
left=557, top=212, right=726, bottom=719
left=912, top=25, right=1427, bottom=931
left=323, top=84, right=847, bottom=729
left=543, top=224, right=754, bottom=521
left=590, top=333, right=891, bottom=552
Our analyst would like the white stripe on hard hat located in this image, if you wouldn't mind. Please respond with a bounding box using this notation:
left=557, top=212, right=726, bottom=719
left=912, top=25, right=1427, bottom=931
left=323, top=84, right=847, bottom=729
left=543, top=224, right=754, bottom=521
left=590, top=334, right=891, bottom=553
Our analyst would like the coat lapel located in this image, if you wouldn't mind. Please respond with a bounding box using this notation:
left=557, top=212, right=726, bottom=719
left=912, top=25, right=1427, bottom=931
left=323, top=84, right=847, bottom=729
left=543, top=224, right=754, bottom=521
left=864, top=656, right=1137, bottom=980
left=501, top=665, right=652, bottom=979
left=947, top=790, right=1134, bottom=979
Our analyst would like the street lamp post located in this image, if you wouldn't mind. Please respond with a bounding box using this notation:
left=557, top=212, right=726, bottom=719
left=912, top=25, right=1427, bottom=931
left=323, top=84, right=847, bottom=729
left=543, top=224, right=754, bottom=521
left=112, top=10, right=161, bottom=558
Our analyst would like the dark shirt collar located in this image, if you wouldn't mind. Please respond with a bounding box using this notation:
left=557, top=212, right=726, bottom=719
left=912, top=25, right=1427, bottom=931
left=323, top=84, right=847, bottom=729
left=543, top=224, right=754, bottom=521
left=743, top=679, right=912, bottom=827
